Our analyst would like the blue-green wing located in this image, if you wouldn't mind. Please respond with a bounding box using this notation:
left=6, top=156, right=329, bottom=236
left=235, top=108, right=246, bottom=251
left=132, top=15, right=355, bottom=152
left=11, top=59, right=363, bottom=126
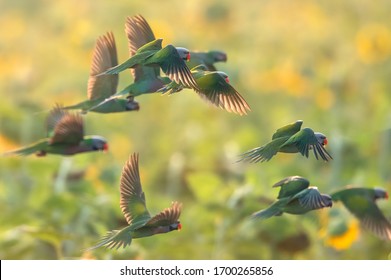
left=272, top=120, right=303, bottom=140
left=150, top=45, right=199, bottom=90
left=272, top=176, right=310, bottom=199
left=194, top=71, right=250, bottom=115
left=294, top=187, right=332, bottom=210
left=281, top=127, right=332, bottom=161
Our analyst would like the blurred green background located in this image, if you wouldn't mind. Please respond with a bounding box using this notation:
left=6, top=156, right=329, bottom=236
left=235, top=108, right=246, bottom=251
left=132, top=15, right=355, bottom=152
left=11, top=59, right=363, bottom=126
left=1, top=0, right=391, bottom=260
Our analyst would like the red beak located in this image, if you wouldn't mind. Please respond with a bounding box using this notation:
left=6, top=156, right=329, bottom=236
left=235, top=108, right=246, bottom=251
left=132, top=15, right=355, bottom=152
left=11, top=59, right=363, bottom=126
left=178, top=223, right=182, bottom=231
left=103, top=143, right=109, bottom=152
left=386, top=192, right=389, bottom=199
left=225, top=77, right=230, bottom=83
left=186, top=53, right=190, bottom=62
left=324, top=138, right=328, bottom=145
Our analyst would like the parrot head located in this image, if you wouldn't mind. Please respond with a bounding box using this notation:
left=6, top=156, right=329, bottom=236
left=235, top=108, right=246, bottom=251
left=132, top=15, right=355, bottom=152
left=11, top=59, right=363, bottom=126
left=125, top=98, right=140, bottom=111
left=217, top=71, right=230, bottom=83
left=90, top=136, right=109, bottom=152
left=169, top=221, right=182, bottom=232
left=176, top=47, right=191, bottom=62
left=209, top=50, right=227, bottom=62
left=315, top=132, right=328, bottom=146
left=374, top=188, right=389, bottom=200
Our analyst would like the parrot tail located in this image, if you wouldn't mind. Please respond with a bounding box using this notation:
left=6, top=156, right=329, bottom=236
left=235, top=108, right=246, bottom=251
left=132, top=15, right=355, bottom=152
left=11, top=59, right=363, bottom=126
left=251, top=200, right=285, bottom=220
left=84, top=229, right=133, bottom=251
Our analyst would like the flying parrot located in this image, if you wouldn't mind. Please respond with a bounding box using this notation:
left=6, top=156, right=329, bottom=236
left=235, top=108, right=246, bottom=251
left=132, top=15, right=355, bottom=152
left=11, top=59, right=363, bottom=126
left=86, top=15, right=173, bottom=112
left=96, top=16, right=199, bottom=92
left=62, top=32, right=139, bottom=113
left=238, top=120, right=332, bottom=162
left=252, top=176, right=333, bottom=220
left=331, top=187, right=391, bottom=240
left=186, top=50, right=227, bottom=71
left=159, top=65, right=251, bottom=115
left=86, top=153, right=182, bottom=250
left=4, top=105, right=108, bottom=156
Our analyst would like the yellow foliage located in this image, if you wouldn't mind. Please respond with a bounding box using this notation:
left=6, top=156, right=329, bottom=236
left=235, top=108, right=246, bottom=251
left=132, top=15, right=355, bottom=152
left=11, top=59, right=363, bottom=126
left=315, top=89, right=335, bottom=111
left=325, top=220, right=360, bottom=251
left=260, top=61, right=309, bottom=96
left=356, top=23, right=391, bottom=64
left=0, top=134, right=18, bottom=152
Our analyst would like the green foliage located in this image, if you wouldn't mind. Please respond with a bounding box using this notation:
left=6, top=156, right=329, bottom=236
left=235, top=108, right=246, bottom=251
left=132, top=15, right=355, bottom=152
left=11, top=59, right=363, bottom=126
left=1, top=0, right=391, bottom=259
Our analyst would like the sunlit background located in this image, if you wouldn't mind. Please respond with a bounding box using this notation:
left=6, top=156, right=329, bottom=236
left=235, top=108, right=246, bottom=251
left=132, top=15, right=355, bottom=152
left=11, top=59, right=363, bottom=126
left=1, top=0, right=391, bottom=259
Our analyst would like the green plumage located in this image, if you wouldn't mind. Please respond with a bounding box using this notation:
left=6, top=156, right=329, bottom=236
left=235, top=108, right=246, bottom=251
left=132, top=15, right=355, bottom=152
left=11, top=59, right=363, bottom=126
left=238, top=120, right=332, bottom=162
left=252, top=176, right=332, bottom=220
left=331, top=187, right=391, bottom=240
left=86, top=153, right=182, bottom=250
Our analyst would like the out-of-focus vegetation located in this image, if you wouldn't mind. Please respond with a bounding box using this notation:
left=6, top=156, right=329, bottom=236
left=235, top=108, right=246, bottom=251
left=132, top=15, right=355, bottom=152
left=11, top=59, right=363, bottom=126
left=1, top=0, right=391, bottom=260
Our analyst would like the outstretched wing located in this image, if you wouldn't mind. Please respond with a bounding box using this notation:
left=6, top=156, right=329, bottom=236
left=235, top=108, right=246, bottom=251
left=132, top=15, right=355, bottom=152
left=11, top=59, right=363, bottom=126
left=282, top=127, right=332, bottom=161
left=120, top=153, right=151, bottom=226
left=194, top=71, right=250, bottom=116
left=46, top=104, right=68, bottom=137
left=152, top=45, right=199, bottom=91
left=49, top=107, right=84, bottom=145
left=145, top=201, right=182, bottom=227
left=272, top=176, right=310, bottom=199
left=294, top=187, right=332, bottom=210
left=337, top=190, right=391, bottom=240
left=125, top=14, right=160, bottom=82
left=87, top=32, right=119, bottom=100
left=272, top=120, right=303, bottom=140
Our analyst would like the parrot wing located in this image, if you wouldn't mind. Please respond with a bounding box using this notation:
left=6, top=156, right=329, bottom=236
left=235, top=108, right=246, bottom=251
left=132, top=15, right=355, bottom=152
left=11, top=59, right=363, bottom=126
left=281, top=127, right=332, bottom=161
left=120, top=153, right=152, bottom=226
left=87, top=32, right=119, bottom=100
left=194, top=71, right=250, bottom=116
left=272, top=176, right=310, bottom=199
left=145, top=201, right=182, bottom=227
left=272, top=120, right=303, bottom=140
left=125, top=15, right=160, bottom=82
left=150, top=45, right=199, bottom=91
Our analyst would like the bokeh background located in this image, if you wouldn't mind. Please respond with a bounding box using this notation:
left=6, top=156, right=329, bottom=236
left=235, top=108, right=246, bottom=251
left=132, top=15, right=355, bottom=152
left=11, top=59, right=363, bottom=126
left=1, top=0, right=391, bottom=260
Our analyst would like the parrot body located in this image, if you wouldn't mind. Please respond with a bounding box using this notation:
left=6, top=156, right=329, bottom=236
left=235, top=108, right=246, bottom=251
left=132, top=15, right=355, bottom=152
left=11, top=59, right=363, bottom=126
left=331, top=187, right=391, bottom=240
left=238, top=120, right=332, bottom=162
left=4, top=106, right=108, bottom=157
left=186, top=50, right=227, bottom=71
left=63, top=32, right=139, bottom=114
left=86, top=153, right=182, bottom=250
left=159, top=65, right=250, bottom=115
left=252, top=176, right=332, bottom=220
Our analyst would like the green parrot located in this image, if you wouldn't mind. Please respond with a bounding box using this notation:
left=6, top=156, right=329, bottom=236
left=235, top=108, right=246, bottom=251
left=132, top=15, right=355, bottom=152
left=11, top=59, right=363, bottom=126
left=331, top=187, right=391, bottom=240
left=85, top=15, right=173, bottom=112
left=159, top=65, right=251, bottom=115
left=62, top=32, right=139, bottom=113
left=4, top=105, right=108, bottom=156
left=238, top=120, right=332, bottom=162
left=252, top=176, right=333, bottom=220
left=186, top=50, right=227, bottom=71
left=86, top=153, right=182, bottom=250
left=96, top=16, right=199, bottom=92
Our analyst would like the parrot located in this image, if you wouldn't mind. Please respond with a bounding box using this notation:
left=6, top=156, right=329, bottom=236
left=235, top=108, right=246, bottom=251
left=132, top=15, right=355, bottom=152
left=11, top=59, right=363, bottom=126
left=86, top=153, right=182, bottom=250
left=4, top=105, right=108, bottom=156
left=85, top=14, right=173, bottom=112
left=238, top=120, right=332, bottom=162
left=62, top=31, right=139, bottom=113
left=186, top=50, right=227, bottom=71
left=331, top=187, right=391, bottom=240
left=158, top=65, right=251, bottom=115
left=96, top=16, right=199, bottom=92
left=252, top=176, right=333, bottom=220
